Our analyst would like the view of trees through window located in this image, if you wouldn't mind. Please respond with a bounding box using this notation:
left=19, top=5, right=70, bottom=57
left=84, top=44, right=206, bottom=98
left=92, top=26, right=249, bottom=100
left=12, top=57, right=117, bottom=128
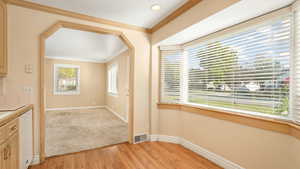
left=160, top=17, right=291, bottom=116
left=55, top=66, right=80, bottom=93
left=187, top=18, right=290, bottom=116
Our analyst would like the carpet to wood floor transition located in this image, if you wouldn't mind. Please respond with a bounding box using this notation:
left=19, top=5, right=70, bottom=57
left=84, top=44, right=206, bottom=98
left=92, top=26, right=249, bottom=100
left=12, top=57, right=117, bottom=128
left=45, top=108, right=128, bottom=157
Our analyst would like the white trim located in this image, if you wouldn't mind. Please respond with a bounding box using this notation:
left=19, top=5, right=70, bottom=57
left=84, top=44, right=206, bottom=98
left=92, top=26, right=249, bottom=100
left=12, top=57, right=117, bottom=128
left=45, top=105, right=105, bottom=111
left=150, top=135, right=245, bottom=169
left=149, top=134, right=180, bottom=144
left=149, top=134, right=160, bottom=141
left=30, top=155, right=40, bottom=165
left=104, top=106, right=128, bottom=123
left=46, top=56, right=106, bottom=63
left=53, top=64, right=80, bottom=95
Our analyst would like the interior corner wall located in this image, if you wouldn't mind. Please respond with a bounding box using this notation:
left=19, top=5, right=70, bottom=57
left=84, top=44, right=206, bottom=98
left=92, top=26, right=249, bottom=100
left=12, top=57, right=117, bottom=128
left=149, top=45, right=160, bottom=135
left=45, top=58, right=106, bottom=109
left=4, top=4, right=150, bottom=159
left=105, top=50, right=130, bottom=121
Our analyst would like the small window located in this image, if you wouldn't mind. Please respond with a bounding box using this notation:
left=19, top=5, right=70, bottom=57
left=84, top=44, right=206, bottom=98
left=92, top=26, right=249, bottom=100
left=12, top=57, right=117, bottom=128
left=54, top=64, right=80, bottom=95
left=108, top=63, right=118, bottom=95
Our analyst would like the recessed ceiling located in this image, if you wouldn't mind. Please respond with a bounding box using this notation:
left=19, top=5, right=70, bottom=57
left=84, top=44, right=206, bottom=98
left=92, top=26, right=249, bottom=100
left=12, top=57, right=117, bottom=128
left=46, top=28, right=128, bottom=63
left=25, top=0, right=188, bottom=28
left=160, top=0, right=295, bottom=45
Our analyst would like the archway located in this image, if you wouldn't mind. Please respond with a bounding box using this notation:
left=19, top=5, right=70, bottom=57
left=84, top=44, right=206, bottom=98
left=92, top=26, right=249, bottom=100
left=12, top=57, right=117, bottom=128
left=39, top=21, right=134, bottom=162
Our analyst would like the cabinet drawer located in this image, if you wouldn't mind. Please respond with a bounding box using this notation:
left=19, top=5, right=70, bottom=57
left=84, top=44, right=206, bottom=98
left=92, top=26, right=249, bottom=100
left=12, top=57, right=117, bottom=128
left=6, top=119, right=18, bottom=137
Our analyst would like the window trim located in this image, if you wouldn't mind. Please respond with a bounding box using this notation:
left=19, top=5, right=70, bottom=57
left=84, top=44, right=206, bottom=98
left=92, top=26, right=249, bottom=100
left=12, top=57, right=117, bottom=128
left=107, top=63, right=119, bottom=96
left=53, top=64, right=80, bottom=95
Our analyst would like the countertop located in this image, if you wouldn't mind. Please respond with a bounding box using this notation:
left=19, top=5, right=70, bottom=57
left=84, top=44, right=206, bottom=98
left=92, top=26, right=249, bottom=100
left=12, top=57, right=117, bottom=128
left=0, top=104, right=33, bottom=127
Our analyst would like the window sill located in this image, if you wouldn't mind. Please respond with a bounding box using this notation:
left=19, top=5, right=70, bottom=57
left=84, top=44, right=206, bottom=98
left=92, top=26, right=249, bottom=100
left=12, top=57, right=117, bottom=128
left=157, top=102, right=300, bottom=141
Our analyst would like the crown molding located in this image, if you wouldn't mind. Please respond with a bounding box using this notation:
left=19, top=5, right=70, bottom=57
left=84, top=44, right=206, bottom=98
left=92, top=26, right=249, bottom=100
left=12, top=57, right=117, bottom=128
left=5, top=0, right=150, bottom=33
left=149, top=0, right=203, bottom=33
left=5, top=0, right=205, bottom=34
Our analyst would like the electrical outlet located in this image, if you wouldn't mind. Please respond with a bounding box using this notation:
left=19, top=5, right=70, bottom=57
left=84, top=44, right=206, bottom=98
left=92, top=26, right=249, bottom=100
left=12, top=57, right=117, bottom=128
left=24, top=64, right=33, bottom=73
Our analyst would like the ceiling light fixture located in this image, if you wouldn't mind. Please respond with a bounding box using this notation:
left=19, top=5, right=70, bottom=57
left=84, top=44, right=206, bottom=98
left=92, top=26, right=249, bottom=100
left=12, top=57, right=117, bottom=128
left=151, top=4, right=161, bottom=11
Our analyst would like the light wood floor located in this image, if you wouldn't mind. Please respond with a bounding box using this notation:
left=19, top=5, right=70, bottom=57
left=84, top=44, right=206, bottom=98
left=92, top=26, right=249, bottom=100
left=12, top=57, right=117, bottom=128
left=30, top=142, right=223, bottom=169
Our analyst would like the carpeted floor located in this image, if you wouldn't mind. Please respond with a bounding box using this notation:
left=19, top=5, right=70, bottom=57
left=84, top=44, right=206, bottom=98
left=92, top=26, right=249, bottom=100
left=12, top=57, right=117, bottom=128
left=45, top=108, right=128, bottom=157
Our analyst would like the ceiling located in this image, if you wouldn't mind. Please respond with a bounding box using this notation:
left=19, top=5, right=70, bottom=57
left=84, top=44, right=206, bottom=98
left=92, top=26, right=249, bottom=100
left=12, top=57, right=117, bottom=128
left=45, top=28, right=128, bottom=63
left=26, top=0, right=187, bottom=28
left=160, top=0, right=295, bottom=45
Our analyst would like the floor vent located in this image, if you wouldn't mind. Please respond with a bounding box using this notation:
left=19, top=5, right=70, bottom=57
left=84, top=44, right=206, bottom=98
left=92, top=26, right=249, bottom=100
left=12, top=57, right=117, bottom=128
left=134, top=134, right=148, bottom=143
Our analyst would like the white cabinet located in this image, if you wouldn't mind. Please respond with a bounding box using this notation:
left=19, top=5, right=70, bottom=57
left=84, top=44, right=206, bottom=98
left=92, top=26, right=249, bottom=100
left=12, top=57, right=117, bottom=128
left=19, top=110, right=33, bottom=169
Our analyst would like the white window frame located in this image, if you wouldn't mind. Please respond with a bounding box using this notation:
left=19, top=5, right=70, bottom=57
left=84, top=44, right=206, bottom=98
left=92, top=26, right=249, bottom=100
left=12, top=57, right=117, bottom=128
left=53, top=64, right=80, bottom=95
left=107, top=63, right=118, bottom=96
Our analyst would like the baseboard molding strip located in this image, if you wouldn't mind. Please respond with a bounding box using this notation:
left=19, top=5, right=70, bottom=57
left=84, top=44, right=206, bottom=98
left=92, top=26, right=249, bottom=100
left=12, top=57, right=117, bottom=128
left=30, top=155, right=40, bottom=165
left=45, top=106, right=105, bottom=111
left=104, top=106, right=128, bottom=123
left=150, top=135, right=244, bottom=169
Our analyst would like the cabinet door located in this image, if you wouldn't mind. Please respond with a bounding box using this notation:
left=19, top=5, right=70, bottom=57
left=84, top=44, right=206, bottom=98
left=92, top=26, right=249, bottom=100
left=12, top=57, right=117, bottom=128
left=1, top=141, right=9, bottom=169
left=0, top=0, right=7, bottom=76
left=8, top=133, right=19, bottom=169
left=0, top=143, right=4, bottom=169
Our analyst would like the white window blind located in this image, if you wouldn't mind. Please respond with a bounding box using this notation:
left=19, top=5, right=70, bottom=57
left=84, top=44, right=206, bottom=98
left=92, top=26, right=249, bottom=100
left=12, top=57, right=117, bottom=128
left=160, top=16, right=291, bottom=117
left=293, top=9, right=300, bottom=122
left=160, top=49, right=183, bottom=103
left=187, top=17, right=291, bottom=116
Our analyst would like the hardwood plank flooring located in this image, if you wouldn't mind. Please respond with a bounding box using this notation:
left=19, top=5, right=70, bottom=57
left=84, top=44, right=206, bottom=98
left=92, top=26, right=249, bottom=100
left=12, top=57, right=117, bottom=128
left=30, top=142, right=223, bottom=169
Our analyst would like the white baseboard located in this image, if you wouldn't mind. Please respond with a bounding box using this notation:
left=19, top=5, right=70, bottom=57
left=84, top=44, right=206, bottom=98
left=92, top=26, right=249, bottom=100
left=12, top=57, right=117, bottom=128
left=30, top=155, right=40, bottom=165
left=104, top=106, right=128, bottom=123
left=150, top=134, right=180, bottom=144
left=150, top=135, right=244, bottom=169
left=45, top=105, right=105, bottom=111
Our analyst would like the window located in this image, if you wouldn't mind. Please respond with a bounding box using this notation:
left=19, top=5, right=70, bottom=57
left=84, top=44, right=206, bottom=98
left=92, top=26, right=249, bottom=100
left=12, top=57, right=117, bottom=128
left=160, top=48, right=183, bottom=103
left=160, top=15, right=291, bottom=118
left=54, top=64, right=80, bottom=95
left=108, top=63, right=118, bottom=95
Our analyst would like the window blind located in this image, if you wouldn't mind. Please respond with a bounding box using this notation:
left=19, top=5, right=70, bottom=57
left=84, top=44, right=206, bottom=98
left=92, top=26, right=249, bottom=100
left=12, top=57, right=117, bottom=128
left=186, top=16, right=291, bottom=116
left=159, top=16, right=292, bottom=117
left=293, top=10, right=300, bottom=122
left=160, top=49, right=183, bottom=103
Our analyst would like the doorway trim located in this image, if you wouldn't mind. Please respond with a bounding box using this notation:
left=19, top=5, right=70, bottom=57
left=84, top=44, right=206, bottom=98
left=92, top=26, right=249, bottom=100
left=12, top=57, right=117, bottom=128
left=39, top=21, right=135, bottom=162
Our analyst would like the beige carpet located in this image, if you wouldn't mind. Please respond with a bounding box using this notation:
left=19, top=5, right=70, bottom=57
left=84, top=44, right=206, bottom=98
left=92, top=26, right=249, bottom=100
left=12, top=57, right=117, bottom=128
left=45, top=108, right=128, bottom=157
